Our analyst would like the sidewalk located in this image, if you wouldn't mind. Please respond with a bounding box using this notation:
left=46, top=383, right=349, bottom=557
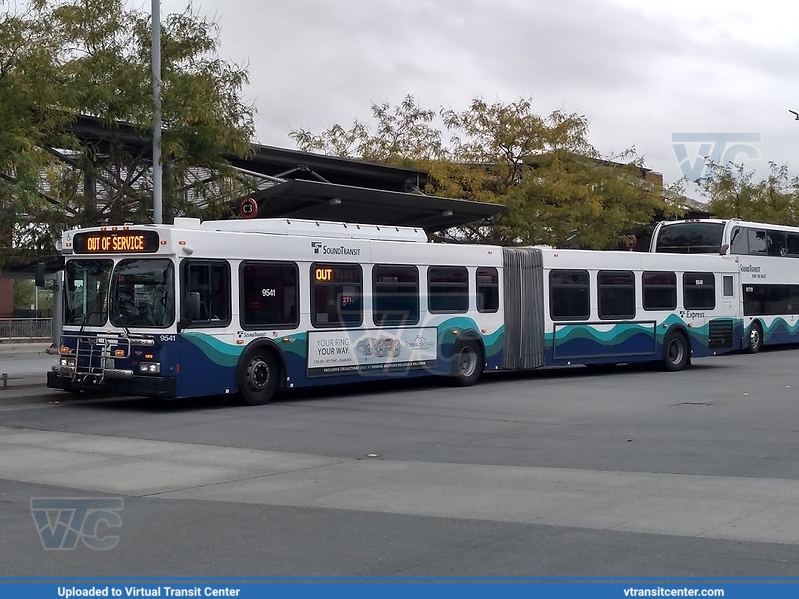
left=0, top=372, right=51, bottom=391
left=0, top=341, right=54, bottom=356
left=0, top=342, right=56, bottom=397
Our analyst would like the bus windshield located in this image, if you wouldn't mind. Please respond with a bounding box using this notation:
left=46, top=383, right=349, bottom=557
left=109, top=259, right=175, bottom=328
left=654, top=222, right=725, bottom=254
left=64, top=259, right=113, bottom=326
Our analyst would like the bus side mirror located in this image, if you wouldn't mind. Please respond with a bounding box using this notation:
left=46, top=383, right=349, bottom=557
left=184, top=292, right=201, bottom=321
left=719, top=244, right=730, bottom=256
left=178, top=291, right=200, bottom=333
left=35, top=262, right=45, bottom=287
left=178, top=292, right=201, bottom=333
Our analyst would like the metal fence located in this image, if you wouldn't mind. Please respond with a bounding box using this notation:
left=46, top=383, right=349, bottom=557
left=0, top=318, right=52, bottom=341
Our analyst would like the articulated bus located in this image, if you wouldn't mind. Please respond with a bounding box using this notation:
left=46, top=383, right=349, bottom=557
left=651, top=218, right=799, bottom=353
left=48, top=218, right=745, bottom=405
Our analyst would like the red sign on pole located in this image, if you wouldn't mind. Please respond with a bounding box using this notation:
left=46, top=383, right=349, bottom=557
left=239, top=197, right=258, bottom=219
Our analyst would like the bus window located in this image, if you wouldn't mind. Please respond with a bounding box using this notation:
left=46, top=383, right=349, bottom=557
left=373, top=265, right=419, bottom=326
left=744, top=284, right=799, bottom=316
left=64, top=259, right=112, bottom=326
left=723, top=276, right=734, bottom=298
left=598, top=271, right=635, bottom=320
left=311, top=263, right=363, bottom=327
left=183, top=260, right=231, bottom=326
left=549, top=270, right=589, bottom=321
left=476, top=267, right=499, bottom=313
left=240, top=261, right=298, bottom=328
left=768, top=230, right=787, bottom=256
left=791, top=286, right=799, bottom=314
left=642, top=272, right=677, bottom=311
left=729, top=227, right=748, bottom=255
left=428, top=266, right=469, bottom=313
left=747, top=229, right=768, bottom=255
left=683, top=272, right=716, bottom=310
left=655, top=222, right=724, bottom=254
left=787, top=233, right=799, bottom=257
left=111, top=259, right=175, bottom=329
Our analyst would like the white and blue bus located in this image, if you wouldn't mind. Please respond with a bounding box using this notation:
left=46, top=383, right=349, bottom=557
left=651, top=218, right=799, bottom=352
left=48, top=217, right=745, bottom=404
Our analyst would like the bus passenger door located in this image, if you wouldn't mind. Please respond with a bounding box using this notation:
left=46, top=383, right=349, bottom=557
left=718, top=273, right=741, bottom=350
left=681, top=271, right=713, bottom=350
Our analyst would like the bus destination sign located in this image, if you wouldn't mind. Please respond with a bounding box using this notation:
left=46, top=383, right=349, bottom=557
left=72, top=230, right=161, bottom=254
left=312, top=263, right=361, bottom=283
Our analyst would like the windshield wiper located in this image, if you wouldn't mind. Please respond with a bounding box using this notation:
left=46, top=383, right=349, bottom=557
left=78, top=286, right=106, bottom=334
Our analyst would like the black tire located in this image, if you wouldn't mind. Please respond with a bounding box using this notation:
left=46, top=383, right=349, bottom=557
left=662, top=330, right=690, bottom=372
left=747, top=321, right=764, bottom=354
left=451, top=340, right=484, bottom=386
left=239, top=349, right=280, bottom=406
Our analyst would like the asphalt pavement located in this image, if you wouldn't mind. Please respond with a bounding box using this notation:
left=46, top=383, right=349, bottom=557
left=3, top=346, right=799, bottom=577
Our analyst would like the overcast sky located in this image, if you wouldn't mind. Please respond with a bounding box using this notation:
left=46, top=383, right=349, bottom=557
left=161, top=0, right=799, bottom=196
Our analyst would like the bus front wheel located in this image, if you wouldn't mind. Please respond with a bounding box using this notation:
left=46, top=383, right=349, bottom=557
left=662, top=330, right=690, bottom=372
left=451, top=340, right=483, bottom=386
left=239, top=351, right=279, bottom=406
left=747, top=321, right=764, bottom=354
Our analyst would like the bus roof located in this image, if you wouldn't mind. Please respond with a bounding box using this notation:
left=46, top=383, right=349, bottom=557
left=186, top=217, right=429, bottom=243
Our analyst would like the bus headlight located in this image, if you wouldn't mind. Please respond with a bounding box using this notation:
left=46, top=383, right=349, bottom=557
left=139, top=362, right=160, bottom=374
left=60, top=358, right=76, bottom=369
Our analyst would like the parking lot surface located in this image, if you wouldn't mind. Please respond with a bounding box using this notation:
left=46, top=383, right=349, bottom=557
left=3, top=348, right=799, bottom=576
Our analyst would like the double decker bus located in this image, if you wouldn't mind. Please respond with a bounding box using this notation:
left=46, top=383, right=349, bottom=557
left=48, top=217, right=745, bottom=405
left=651, top=218, right=799, bottom=352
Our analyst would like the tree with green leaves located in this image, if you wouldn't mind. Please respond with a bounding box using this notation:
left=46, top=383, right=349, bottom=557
left=697, top=160, right=799, bottom=225
left=291, top=95, right=683, bottom=248
left=0, top=1, right=68, bottom=249
left=13, top=278, right=53, bottom=315
left=0, top=0, right=257, bottom=255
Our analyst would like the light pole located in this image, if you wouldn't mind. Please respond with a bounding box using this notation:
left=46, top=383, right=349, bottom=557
left=790, top=110, right=799, bottom=121
left=152, top=0, right=162, bottom=224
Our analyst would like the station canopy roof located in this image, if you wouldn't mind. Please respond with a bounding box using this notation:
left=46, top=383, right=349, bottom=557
left=65, top=115, right=504, bottom=232
left=1, top=117, right=505, bottom=276
left=243, top=179, right=501, bottom=231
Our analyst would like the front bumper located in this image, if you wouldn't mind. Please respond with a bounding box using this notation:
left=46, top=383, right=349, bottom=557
left=47, top=370, right=176, bottom=398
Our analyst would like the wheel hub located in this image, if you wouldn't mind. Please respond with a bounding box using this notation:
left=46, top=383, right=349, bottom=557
left=247, top=359, right=270, bottom=391
left=459, top=348, right=476, bottom=378
left=668, top=340, right=683, bottom=364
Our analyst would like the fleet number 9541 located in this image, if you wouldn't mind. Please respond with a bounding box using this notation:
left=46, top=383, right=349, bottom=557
left=160, top=335, right=177, bottom=342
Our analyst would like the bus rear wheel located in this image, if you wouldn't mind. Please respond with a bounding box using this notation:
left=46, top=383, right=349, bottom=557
left=747, top=321, right=763, bottom=354
left=451, top=340, right=483, bottom=386
left=662, top=330, right=690, bottom=372
left=239, top=351, right=279, bottom=406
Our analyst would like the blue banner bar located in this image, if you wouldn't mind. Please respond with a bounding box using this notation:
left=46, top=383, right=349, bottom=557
left=0, top=581, right=797, bottom=599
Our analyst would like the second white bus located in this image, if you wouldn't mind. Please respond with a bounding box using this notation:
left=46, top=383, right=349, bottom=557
left=651, top=218, right=799, bottom=352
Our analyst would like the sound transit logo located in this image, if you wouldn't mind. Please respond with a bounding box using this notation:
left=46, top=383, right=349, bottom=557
left=309, top=240, right=361, bottom=256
